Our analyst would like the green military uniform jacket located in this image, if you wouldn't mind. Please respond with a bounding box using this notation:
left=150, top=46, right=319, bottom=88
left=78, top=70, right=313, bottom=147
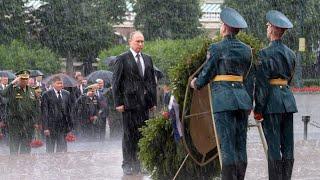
left=254, top=40, right=298, bottom=114
left=195, top=35, right=253, bottom=113
left=1, top=83, right=37, bottom=132
left=74, top=94, right=100, bottom=125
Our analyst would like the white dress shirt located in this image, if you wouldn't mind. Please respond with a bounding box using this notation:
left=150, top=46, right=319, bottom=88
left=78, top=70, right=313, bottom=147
left=53, top=89, right=62, bottom=99
left=130, top=48, right=145, bottom=76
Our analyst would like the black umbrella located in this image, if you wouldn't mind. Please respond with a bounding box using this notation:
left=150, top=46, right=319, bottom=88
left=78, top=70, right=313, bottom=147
left=153, top=66, right=164, bottom=79
left=104, top=56, right=117, bottom=67
left=86, top=70, right=113, bottom=85
left=0, top=70, right=16, bottom=79
left=29, top=70, right=44, bottom=77
left=43, top=73, right=78, bottom=87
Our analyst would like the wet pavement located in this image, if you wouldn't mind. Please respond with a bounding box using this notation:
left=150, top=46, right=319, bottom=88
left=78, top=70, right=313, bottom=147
left=0, top=139, right=151, bottom=180
left=0, top=94, right=319, bottom=180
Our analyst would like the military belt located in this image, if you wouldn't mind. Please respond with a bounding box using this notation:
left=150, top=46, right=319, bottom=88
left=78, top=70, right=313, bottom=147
left=269, top=78, right=288, bottom=85
left=213, top=75, right=243, bottom=82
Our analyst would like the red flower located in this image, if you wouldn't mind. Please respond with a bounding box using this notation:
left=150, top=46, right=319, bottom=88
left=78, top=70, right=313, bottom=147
left=65, top=133, right=76, bottom=142
left=89, top=116, right=97, bottom=123
left=30, top=127, right=44, bottom=148
left=30, top=139, right=43, bottom=148
left=162, top=111, right=170, bottom=120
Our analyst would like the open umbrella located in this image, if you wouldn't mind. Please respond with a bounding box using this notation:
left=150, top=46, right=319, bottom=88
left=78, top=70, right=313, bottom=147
left=86, top=70, right=113, bottom=85
left=29, top=70, right=44, bottom=77
left=104, top=56, right=117, bottom=67
left=153, top=66, right=164, bottom=79
left=43, top=73, right=78, bottom=87
left=0, top=70, right=16, bottom=79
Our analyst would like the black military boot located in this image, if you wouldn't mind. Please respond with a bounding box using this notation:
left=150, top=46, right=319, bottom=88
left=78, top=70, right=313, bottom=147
left=282, top=159, right=294, bottom=180
left=236, top=162, right=247, bottom=180
left=221, top=164, right=237, bottom=180
left=268, top=160, right=283, bottom=180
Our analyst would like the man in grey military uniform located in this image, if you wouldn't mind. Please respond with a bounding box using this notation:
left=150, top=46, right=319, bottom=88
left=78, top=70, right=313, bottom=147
left=190, top=7, right=253, bottom=180
left=254, top=10, right=297, bottom=180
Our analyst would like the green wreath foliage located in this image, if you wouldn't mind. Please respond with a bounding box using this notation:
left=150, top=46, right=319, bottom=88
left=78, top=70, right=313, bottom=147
left=139, top=32, right=263, bottom=180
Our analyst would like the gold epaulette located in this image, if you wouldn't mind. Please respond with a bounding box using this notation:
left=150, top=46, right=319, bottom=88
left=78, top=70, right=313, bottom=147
left=269, top=78, right=288, bottom=85
left=213, top=75, right=243, bottom=82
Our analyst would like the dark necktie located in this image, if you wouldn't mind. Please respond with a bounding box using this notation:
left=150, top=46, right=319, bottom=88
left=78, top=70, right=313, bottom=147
left=58, top=91, right=62, bottom=103
left=136, top=54, right=143, bottom=77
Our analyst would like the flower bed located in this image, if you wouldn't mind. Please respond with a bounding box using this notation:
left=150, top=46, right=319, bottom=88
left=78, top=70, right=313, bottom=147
left=291, top=86, right=320, bottom=93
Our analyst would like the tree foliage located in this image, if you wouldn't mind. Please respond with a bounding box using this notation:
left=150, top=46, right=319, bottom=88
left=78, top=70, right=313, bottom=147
left=133, top=0, right=203, bottom=40
left=30, top=0, right=126, bottom=73
left=0, top=40, right=61, bottom=74
left=0, top=0, right=27, bottom=44
left=223, top=0, right=320, bottom=63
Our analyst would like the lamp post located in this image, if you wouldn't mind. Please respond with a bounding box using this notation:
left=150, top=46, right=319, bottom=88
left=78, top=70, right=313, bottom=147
left=295, top=0, right=306, bottom=87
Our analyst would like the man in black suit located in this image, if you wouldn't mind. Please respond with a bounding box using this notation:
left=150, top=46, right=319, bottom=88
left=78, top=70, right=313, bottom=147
left=112, top=31, right=157, bottom=175
left=41, top=76, right=73, bottom=153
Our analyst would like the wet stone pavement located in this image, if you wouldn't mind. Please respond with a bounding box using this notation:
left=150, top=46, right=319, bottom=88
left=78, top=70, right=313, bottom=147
left=0, top=139, right=151, bottom=180
left=0, top=94, right=319, bottom=180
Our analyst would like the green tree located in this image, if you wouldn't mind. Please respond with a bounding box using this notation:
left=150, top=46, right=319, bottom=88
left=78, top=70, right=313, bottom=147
left=133, top=0, right=202, bottom=40
left=223, top=0, right=320, bottom=62
left=0, top=40, right=61, bottom=74
left=30, top=0, right=126, bottom=74
left=0, top=0, right=27, bottom=44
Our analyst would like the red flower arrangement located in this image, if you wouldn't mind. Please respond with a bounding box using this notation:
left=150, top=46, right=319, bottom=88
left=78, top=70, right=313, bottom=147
left=89, top=116, right=98, bottom=124
left=0, top=126, right=4, bottom=140
left=30, top=127, right=43, bottom=148
left=162, top=111, right=170, bottom=120
left=0, top=132, right=3, bottom=140
left=30, top=139, right=43, bottom=148
left=65, top=132, right=76, bottom=142
left=291, top=86, right=320, bottom=93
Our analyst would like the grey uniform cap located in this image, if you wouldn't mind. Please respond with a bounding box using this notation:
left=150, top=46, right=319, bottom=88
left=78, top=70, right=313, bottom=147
left=266, top=10, right=293, bottom=29
left=220, top=7, right=248, bottom=29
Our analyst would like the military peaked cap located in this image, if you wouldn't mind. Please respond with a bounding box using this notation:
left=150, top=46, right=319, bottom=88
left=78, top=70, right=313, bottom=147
left=16, top=70, right=30, bottom=79
left=220, top=7, right=248, bottom=29
left=266, top=10, right=293, bottom=29
left=86, top=84, right=98, bottom=91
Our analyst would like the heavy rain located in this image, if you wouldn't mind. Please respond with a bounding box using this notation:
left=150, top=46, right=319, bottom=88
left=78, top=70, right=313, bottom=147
left=0, top=0, right=319, bottom=180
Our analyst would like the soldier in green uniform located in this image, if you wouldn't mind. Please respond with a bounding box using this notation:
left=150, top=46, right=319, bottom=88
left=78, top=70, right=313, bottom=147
left=190, top=7, right=253, bottom=180
left=254, top=10, right=297, bottom=180
left=74, top=84, right=101, bottom=140
left=1, top=70, right=38, bottom=155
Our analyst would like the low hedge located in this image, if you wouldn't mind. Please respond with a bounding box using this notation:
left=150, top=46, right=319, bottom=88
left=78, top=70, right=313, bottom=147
left=302, top=79, right=320, bottom=87
left=98, top=36, right=209, bottom=79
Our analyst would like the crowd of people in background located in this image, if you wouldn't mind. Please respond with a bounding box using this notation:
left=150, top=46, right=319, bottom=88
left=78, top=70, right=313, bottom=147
left=0, top=68, right=169, bottom=156
left=0, top=70, right=121, bottom=154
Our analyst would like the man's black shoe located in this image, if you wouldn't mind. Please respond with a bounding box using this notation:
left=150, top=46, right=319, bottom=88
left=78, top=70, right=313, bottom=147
left=123, top=167, right=133, bottom=175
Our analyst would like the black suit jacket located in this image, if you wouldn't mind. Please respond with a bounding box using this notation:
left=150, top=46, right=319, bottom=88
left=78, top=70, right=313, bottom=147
left=41, top=89, right=73, bottom=133
left=112, top=50, right=157, bottom=111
